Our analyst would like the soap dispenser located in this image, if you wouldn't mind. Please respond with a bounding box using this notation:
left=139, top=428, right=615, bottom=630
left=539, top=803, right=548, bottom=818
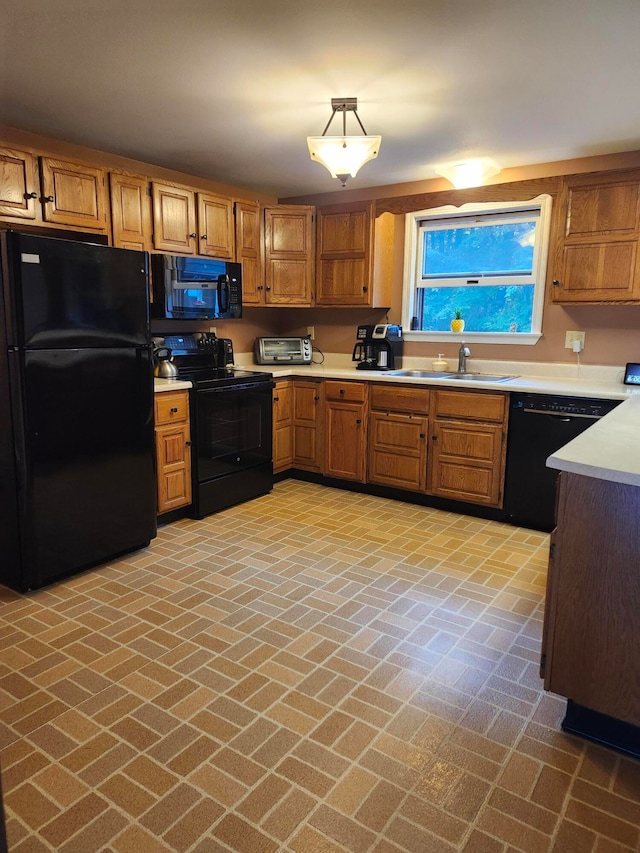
left=432, top=354, right=448, bottom=371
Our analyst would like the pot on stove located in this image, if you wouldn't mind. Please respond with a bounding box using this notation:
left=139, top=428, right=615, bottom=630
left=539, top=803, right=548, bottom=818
left=153, top=346, right=179, bottom=378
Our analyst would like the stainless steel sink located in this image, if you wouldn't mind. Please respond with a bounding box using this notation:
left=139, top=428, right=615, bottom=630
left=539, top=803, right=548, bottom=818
left=389, top=369, right=516, bottom=383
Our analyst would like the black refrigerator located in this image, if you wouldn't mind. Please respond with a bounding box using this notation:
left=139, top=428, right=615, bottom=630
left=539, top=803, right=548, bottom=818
left=0, top=231, right=157, bottom=592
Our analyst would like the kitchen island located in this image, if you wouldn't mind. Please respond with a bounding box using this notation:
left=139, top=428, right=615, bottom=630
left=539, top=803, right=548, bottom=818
left=542, top=397, right=640, bottom=757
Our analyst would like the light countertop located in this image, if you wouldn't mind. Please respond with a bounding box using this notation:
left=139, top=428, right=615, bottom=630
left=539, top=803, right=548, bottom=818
left=547, top=393, right=640, bottom=487
left=154, top=378, right=193, bottom=392
left=237, top=358, right=631, bottom=402
left=154, top=356, right=640, bottom=487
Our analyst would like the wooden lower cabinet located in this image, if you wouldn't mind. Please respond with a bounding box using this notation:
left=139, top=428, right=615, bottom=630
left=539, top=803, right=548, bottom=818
left=273, top=380, right=293, bottom=473
left=155, top=391, right=192, bottom=514
left=428, top=389, right=507, bottom=507
left=324, top=381, right=367, bottom=482
left=368, top=383, right=430, bottom=492
left=292, top=380, right=323, bottom=472
left=542, top=472, right=640, bottom=729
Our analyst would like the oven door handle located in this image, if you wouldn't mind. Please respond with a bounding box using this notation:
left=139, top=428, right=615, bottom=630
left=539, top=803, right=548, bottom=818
left=199, top=381, right=274, bottom=394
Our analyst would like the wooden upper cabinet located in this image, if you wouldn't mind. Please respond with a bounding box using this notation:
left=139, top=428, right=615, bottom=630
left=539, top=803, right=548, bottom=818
left=151, top=181, right=197, bottom=253
left=39, top=156, right=107, bottom=231
left=235, top=200, right=262, bottom=304
left=263, top=205, right=314, bottom=305
left=552, top=170, right=640, bottom=303
left=316, top=201, right=374, bottom=306
left=197, top=192, right=234, bottom=258
left=315, top=202, right=393, bottom=307
left=109, top=173, right=152, bottom=251
left=0, top=148, right=38, bottom=220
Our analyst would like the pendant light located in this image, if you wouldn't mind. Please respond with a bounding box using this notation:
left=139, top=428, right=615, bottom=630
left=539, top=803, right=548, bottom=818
left=307, top=98, right=381, bottom=187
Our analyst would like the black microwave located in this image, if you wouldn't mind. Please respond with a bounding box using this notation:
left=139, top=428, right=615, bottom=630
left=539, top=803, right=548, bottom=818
left=150, top=254, right=242, bottom=320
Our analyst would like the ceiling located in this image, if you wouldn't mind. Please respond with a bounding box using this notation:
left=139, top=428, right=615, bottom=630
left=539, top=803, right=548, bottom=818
left=2, top=0, right=640, bottom=199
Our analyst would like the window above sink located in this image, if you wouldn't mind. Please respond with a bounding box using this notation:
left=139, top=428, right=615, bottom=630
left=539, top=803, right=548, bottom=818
left=402, top=197, right=552, bottom=346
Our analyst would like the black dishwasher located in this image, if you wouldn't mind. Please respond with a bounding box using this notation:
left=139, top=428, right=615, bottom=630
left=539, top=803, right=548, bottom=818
left=504, top=393, right=621, bottom=531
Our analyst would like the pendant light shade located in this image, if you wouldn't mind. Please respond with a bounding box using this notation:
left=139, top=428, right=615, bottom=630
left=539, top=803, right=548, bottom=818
left=307, top=98, right=381, bottom=187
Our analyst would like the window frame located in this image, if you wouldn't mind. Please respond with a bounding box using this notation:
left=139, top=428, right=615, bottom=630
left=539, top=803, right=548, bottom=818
left=402, top=195, right=552, bottom=345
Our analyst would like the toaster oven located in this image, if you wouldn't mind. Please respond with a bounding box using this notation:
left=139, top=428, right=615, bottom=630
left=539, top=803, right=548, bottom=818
left=254, top=336, right=312, bottom=365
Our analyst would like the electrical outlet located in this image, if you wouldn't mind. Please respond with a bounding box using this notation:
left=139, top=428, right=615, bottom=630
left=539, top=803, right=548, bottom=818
left=307, top=326, right=315, bottom=340
left=209, top=326, right=217, bottom=336
left=565, top=331, right=585, bottom=349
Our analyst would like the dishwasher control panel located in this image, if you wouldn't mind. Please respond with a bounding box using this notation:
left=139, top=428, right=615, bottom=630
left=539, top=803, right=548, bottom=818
left=512, top=394, right=620, bottom=419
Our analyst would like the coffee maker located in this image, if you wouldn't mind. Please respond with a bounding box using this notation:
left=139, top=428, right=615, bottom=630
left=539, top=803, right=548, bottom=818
left=352, top=324, right=403, bottom=371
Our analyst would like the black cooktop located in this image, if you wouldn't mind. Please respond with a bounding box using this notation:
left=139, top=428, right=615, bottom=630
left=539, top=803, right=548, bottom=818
left=178, top=366, right=272, bottom=390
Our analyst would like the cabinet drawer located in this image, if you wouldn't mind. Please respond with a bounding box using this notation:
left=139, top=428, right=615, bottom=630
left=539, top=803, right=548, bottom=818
left=370, top=383, right=429, bottom=414
left=324, top=380, right=367, bottom=403
left=433, top=389, right=506, bottom=423
left=155, top=391, right=189, bottom=425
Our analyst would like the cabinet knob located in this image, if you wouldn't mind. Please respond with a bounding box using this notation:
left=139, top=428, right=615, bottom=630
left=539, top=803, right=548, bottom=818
left=339, top=388, right=345, bottom=395
left=274, top=396, right=279, bottom=402
left=362, top=286, right=368, bottom=292
left=265, top=286, right=271, bottom=291
left=431, top=435, right=437, bottom=440
left=185, top=440, right=192, bottom=446
left=257, top=285, right=263, bottom=291
left=420, top=433, right=425, bottom=438
left=201, top=234, right=207, bottom=240
left=314, top=396, right=319, bottom=402
left=189, top=233, right=197, bottom=238
left=552, top=279, right=560, bottom=286
left=42, top=195, right=54, bottom=203
left=170, top=407, right=178, bottom=413
left=356, top=419, right=361, bottom=424
left=24, top=191, right=37, bottom=199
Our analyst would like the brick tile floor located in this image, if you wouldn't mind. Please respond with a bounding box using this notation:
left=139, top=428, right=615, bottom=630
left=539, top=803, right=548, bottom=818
left=1, top=480, right=639, bottom=851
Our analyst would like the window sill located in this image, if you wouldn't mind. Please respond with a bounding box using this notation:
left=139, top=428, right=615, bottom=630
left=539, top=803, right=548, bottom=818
left=403, top=331, right=542, bottom=345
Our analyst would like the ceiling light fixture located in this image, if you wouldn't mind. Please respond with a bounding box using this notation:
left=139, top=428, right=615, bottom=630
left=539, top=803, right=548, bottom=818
left=307, top=97, right=381, bottom=187
left=435, top=158, right=501, bottom=189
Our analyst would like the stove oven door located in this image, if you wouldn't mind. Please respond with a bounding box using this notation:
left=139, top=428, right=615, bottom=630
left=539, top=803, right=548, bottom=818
left=191, top=381, right=273, bottom=517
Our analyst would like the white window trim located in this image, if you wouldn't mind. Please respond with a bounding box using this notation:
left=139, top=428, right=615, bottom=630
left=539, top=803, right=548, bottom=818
left=402, top=195, right=552, bottom=345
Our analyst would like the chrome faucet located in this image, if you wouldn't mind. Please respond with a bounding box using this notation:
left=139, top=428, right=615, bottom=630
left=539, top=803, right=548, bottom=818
left=458, top=342, right=471, bottom=373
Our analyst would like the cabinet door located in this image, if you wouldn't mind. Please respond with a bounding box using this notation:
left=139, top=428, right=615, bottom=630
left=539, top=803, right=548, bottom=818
left=197, top=193, right=234, bottom=258
left=429, top=419, right=504, bottom=506
left=39, top=157, right=107, bottom=231
left=156, top=423, right=192, bottom=513
left=151, top=182, right=197, bottom=253
left=368, top=411, right=427, bottom=492
left=325, top=401, right=366, bottom=482
left=0, top=148, right=38, bottom=220
left=235, top=200, right=263, bottom=304
left=264, top=205, right=314, bottom=305
left=273, top=380, right=293, bottom=472
left=155, top=391, right=192, bottom=514
left=293, top=380, right=323, bottom=472
left=552, top=171, right=640, bottom=303
left=109, top=173, right=152, bottom=251
left=316, top=201, right=374, bottom=306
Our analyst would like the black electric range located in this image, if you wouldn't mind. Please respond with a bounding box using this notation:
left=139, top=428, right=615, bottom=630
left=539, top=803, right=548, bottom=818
left=154, top=333, right=274, bottom=518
